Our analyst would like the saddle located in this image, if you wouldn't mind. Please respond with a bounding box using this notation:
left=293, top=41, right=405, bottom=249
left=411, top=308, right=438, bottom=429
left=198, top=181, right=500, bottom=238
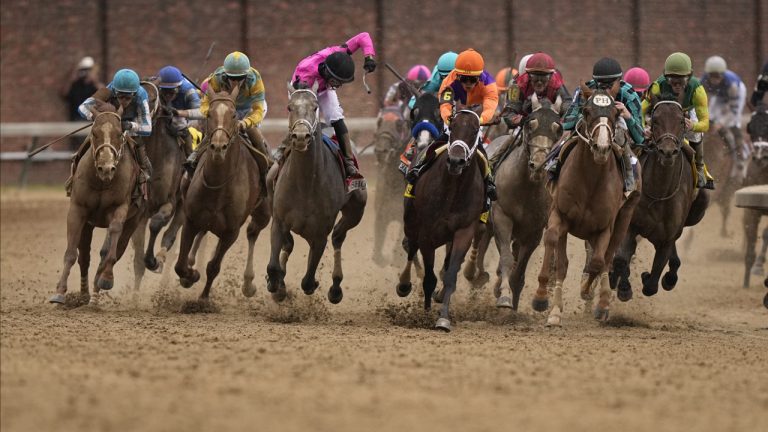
left=402, top=144, right=491, bottom=197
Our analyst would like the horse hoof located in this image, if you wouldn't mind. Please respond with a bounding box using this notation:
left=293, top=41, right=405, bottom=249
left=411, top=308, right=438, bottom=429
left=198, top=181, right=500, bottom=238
left=472, top=271, right=490, bottom=287
left=328, top=288, right=343, bottom=304
left=496, top=296, right=513, bottom=309
left=642, top=284, right=658, bottom=297
left=434, top=318, right=452, bottom=332
left=763, top=292, right=768, bottom=309
left=617, top=287, right=633, bottom=302
left=179, top=270, right=200, bottom=289
left=145, top=256, right=160, bottom=273
left=302, top=280, right=319, bottom=295
left=433, top=289, right=445, bottom=304
left=641, top=272, right=651, bottom=284
left=96, top=277, right=114, bottom=291
left=49, top=294, right=66, bottom=304
left=594, top=307, right=610, bottom=322
left=271, top=289, right=287, bottom=303
left=546, top=314, right=561, bottom=327
left=242, top=280, right=256, bottom=298
left=661, top=272, right=678, bottom=291
left=396, top=282, right=412, bottom=297
left=751, top=266, right=764, bottom=277
left=531, top=297, right=549, bottom=312
left=463, top=265, right=477, bottom=281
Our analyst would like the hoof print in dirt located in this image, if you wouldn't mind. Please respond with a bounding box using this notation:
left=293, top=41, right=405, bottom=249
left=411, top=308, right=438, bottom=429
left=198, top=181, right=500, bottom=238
left=180, top=299, right=219, bottom=314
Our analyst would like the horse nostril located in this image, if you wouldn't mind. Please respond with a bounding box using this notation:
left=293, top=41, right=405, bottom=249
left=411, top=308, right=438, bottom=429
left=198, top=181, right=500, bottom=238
left=110, top=166, right=116, bottom=173
left=291, top=133, right=298, bottom=141
left=528, top=161, right=535, bottom=169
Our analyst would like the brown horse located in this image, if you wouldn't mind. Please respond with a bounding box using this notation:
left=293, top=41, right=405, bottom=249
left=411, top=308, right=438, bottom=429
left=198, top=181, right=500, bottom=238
left=397, top=109, right=486, bottom=331
left=742, top=110, right=768, bottom=288
left=532, top=84, right=641, bottom=326
left=704, top=130, right=741, bottom=236
left=490, top=93, right=563, bottom=310
left=50, top=103, right=144, bottom=305
left=265, top=85, right=367, bottom=304
left=174, top=84, right=270, bottom=301
left=372, top=106, right=410, bottom=266
left=611, top=98, right=709, bottom=300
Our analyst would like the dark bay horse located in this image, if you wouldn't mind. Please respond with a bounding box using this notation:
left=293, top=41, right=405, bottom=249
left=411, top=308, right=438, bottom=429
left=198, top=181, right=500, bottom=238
left=532, top=84, right=641, bottom=326
left=174, top=84, right=270, bottom=301
left=611, top=98, right=708, bottom=300
left=265, top=85, right=367, bottom=303
left=50, top=103, right=144, bottom=305
left=742, top=110, right=768, bottom=288
left=491, top=93, right=563, bottom=310
left=397, top=109, right=486, bottom=331
left=372, top=106, right=410, bottom=266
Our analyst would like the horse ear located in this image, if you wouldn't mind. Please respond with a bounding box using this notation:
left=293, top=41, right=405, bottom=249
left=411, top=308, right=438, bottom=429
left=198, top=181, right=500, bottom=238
left=531, top=92, right=541, bottom=111
left=229, top=82, right=241, bottom=100
left=609, top=80, right=620, bottom=98
left=311, top=80, right=319, bottom=94
left=580, top=82, right=592, bottom=100
left=286, top=81, right=295, bottom=95
left=553, top=95, right=562, bottom=114
left=529, top=118, right=539, bottom=130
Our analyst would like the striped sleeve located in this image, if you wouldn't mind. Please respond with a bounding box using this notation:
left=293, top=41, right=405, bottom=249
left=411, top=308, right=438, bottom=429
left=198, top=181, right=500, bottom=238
left=133, top=98, right=152, bottom=136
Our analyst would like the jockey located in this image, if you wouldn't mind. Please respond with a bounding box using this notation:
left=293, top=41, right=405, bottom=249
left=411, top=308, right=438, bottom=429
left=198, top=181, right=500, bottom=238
left=562, top=57, right=644, bottom=193
left=406, top=48, right=498, bottom=202
left=66, top=68, right=152, bottom=196
left=152, top=65, right=200, bottom=159
left=287, top=32, right=377, bottom=180
left=642, top=52, right=713, bottom=189
left=504, top=52, right=571, bottom=128
left=407, top=51, right=458, bottom=109
left=186, top=51, right=271, bottom=180
left=701, top=55, right=748, bottom=165
left=382, top=64, right=428, bottom=119
left=749, top=61, right=768, bottom=110
left=624, top=67, right=651, bottom=100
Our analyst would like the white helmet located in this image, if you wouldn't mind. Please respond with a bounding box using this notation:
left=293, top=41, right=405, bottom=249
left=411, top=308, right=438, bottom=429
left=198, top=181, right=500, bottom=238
left=77, top=56, right=95, bottom=70
left=518, top=54, right=533, bottom=76
left=704, top=55, right=727, bottom=74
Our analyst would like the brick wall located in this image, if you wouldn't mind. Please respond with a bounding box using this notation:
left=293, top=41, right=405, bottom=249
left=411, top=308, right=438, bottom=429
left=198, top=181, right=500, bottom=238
left=1, top=0, right=765, bottom=184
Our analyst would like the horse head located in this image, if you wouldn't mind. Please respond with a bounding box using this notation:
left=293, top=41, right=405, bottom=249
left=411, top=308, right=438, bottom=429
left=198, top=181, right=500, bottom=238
left=446, top=109, right=481, bottom=176
left=410, top=93, right=442, bottom=150
left=525, top=93, right=563, bottom=181
left=748, top=109, right=768, bottom=166
left=578, top=82, right=620, bottom=164
left=649, top=94, right=685, bottom=167
left=287, top=81, right=320, bottom=152
left=373, top=107, right=408, bottom=165
left=205, top=84, right=239, bottom=162
left=89, top=102, right=125, bottom=183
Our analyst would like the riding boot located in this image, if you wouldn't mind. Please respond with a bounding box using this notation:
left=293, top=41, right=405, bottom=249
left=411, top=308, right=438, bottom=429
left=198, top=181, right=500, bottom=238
left=622, top=147, right=637, bottom=194
left=64, top=135, right=91, bottom=197
left=477, top=145, right=498, bottom=202
left=135, top=142, right=152, bottom=183
left=690, top=140, right=715, bottom=190
left=184, top=150, right=198, bottom=177
left=336, top=131, right=360, bottom=179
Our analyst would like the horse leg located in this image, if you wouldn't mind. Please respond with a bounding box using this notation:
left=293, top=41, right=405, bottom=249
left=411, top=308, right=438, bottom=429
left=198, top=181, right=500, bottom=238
left=587, top=229, right=612, bottom=321
left=720, top=194, right=731, bottom=237
left=510, top=239, right=537, bottom=311
left=131, top=216, right=148, bottom=291
left=372, top=204, right=389, bottom=267
left=198, top=231, right=238, bottom=300
left=641, top=242, right=674, bottom=297
left=243, top=203, right=270, bottom=298
left=421, top=247, right=438, bottom=311
left=396, top=237, right=418, bottom=297
left=492, top=205, right=516, bottom=308
left=156, top=203, right=185, bottom=272
left=580, top=240, right=595, bottom=295
left=300, top=236, right=327, bottom=299
left=266, top=219, right=288, bottom=302
left=328, top=192, right=366, bottom=304
left=463, top=224, right=484, bottom=281
left=280, top=232, right=294, bottom=272
left=612, top=233, right=637, bottom=302
left=94, top=204, right=130, bottom=293
left=145, top=202, right=174, bottom=273
left=51, top=205, right=88, bottom=304
left=473, top=223, right=492, bottom=285
left=662, top=245, right=681, bottom=291
left=77, top=223, right=94, bottom=302
left=534, top=211, right=567, bottom=315
left=742, top=210, right=760, bottom=288
left=547, top=233, right=569, bottom=326
left=174, top=220, right=201, bottom=288
left=436, top=224, right=475, bottom=332
left=754, top=226, right=768, bottom=277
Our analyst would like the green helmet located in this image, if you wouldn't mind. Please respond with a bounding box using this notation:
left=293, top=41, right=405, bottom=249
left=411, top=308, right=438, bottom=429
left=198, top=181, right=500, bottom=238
left=664, top=52, right=692, bottom=76
left=112, top=69, right=140, bottom=93
left=437, top=51, right=458, bottom=75
left=223, top=51, right=250, bottom=77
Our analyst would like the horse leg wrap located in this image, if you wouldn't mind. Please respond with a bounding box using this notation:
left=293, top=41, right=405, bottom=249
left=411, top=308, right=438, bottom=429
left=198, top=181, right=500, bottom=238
left=136, top=145, right=153, bottom=182
left=621, top=148, right=636, bottom=192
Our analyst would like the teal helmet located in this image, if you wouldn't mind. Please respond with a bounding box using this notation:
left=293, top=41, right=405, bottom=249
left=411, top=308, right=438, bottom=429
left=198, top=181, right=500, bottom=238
left=437, top=51, right=459, bottom=75
left=223, top=51, right=250, bottom=77
left=112, top=69, right=140, bottom=93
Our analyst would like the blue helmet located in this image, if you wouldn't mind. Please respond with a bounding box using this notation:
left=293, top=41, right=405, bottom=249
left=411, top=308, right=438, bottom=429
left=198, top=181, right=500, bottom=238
left=436, top=51, right=459, bottom=75
left=112, top=69, right=140, bottom=93
left=158, top=66, right=183, bottom=88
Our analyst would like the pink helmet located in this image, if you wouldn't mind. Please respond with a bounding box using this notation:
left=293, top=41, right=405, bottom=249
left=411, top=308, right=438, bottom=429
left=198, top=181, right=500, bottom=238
left=406, top=64, right=430, bottom=81
left=624, top=67, right=650, bottom=92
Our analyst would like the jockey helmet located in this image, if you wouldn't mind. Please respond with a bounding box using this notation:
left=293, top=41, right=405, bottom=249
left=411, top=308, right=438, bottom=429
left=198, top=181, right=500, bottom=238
left=624, top=67, right=650, bottom=92
left=495, top=67, right=517, bottom=91
left=407, top=64, right=431, bottom=81
left=437, top=51, right=459, bottom=75
left=592, top=57, right=623, bottom=82
left=525, top=52, right=555, bottom=74
left=323, top=51, right=356, bottom=83
left=518, top=54, right=533, bottom=77
left=112, top=69, right=140, bottom=93
left=455, top=49, right=484, bottom=76
left=223, top=51, right=250, bottom=77
left=77, top=56, right=95, bottom=70
left=158, top=66, right=184, bottom=88
left=704, top=55, right=727, bottom=74
left=664, top=52, right=692, bottom=76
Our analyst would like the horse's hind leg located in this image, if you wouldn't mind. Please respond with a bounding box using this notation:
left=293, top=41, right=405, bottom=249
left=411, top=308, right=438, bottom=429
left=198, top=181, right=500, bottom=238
left=753, top=225, right=768, bottom=277
left=436, top=224, right=475, bottom=332
left=396, top=237, right=418, bottom=298
left=199, top=231, right=238, bottom=300
left=156, top=203, right=185, bottom=272
left=474, top=223, right=493, bottom=284
left=174, top=220, right=201, bottom=289
left=547, top=233, right=569, bottom=326
left=243, top=203, right=270, bottom=298
left=131, top=216, right=148, bottom=291
left=662, top=245, right=681, bottom=291
left=329, top=191, right=367, bottom=304
left=145, top=202, right=174, bottom=273
left=78, top=223, right=94, bottom=299
left=51, top=205, right=88, bottom=304
left=492, top=206, right=516, bottom=308
left=743, top=210, right=760, bottom=288
left=301, top=236, right=327, bottom=300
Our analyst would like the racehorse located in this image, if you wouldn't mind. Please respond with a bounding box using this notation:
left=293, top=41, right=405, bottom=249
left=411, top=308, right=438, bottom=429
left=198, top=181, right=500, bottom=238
left=371, top=106, right=410, bottom=266
left=174, top=84, right=270, bottom=301
left=489, top=93, right=563, bottom=310
left=396, top=108, right=487, bottom=331
left=742, top=109, right=768, bottom=288
left=611, top=97, right=708, bottom=300
left=50, top=102, right=144, bottom=305
left=704, top=129, right=741, bottom=236
left=265, top=84, right=367, bottom=304
left=532, top=83, right=641, bottom=326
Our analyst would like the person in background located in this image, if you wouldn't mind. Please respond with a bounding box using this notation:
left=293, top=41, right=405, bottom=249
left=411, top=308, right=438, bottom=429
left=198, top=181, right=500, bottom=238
left=60, top=56, right=104, bottom=150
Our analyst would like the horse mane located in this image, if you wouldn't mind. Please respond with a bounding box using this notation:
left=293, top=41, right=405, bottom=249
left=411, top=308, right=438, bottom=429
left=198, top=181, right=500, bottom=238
left=92, top=100, right=118, bottom=114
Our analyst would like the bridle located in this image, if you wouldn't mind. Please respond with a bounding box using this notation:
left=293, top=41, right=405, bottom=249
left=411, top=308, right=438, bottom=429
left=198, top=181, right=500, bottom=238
left=522, top=105, right=561, bottom=169
left=575, top=93, right=616, bottom=149
left=448, top=110, right=482, bottom=162
left=288, top=89, right=320, bottom=137
left=91, top=111, right=126, bottom=167
left=207, top=96, right=238, bottom=148
left=650, top=100, right=684, bottom=150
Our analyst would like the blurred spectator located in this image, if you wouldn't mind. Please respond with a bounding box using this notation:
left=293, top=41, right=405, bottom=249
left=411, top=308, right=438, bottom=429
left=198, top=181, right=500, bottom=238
left=60, top=56, right=104, bottom=149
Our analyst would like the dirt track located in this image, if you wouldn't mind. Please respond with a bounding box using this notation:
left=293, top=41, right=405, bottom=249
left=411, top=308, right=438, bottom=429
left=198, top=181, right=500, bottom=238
left=1, top=187, right=767, bottom=432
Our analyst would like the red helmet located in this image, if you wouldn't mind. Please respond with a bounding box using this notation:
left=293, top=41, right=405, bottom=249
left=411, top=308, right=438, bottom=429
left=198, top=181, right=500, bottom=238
left=624, top=67, right=650, bottom=92
left=525, top=52, right=555, bottom=74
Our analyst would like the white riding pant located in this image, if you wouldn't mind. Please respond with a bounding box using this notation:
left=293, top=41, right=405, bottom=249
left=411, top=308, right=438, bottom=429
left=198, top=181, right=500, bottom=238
left=708, top=82, right=747, bottom=128
left=318, top=89, right=344, bottom=123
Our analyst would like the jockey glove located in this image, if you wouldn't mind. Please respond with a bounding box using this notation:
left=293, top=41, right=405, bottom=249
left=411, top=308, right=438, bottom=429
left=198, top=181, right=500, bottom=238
left=364, top=56, right=377, bottom=73
left=121, top=121, right=133, bottom=132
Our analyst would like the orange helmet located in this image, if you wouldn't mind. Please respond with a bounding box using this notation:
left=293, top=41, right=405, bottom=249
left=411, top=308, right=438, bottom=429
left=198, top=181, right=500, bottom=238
left=495, top=67, right=517, bottom=91
left=455, top=49, right=485, bottom=76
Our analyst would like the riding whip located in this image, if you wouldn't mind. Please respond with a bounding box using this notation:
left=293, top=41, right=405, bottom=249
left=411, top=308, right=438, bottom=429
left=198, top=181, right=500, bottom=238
left=383, top=63, right=421, bottom=98
left=27, top=123, right=92, bottom=158
left=193, top=41, right=217, bottom=84
left=181, top=73, right=204, bottom=93
left=362, top=72, right=372, bottom=95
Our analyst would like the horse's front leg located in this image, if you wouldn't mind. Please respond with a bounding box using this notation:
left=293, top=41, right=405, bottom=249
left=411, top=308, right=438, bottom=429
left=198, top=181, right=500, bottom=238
left=266, top=218, right=288, bottom=302
left=548, top=232, right=569, bottom=326
left=156, top=202, right=185, bottom=272
left=243, top=202, right=270, bottom=298
left=329, top=190, right=367, bottom=304
left=174, top=218, right=201, bottom=288
left=131, top=216, right=148, bottom=291
left=588, top=228, right=613, bottom=322
left=641, top=242, right=674, bottom=298
left=492, top=204, right=516, bottom=308
left=436, top=224, right=475, bottom=332
left=396, top=236, right=419, bottom=298
left=533, top=210, right=567, bottom=315
left=145, top=202, right=175, bottom=273
left=611, top=232, right=637, bottom=302
left=51, top=205, right=89, bottom=304
left=77, top=223, right=95, bottom=301
left=301, top=235, right=328, bottom=299
left=199, top=230, right=239, bottom=300
left=95, top=203, right=130, bottom=293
